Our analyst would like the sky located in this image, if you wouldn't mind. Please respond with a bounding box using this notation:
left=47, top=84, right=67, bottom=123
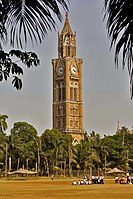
left=1, top=0, right=132, bottom=136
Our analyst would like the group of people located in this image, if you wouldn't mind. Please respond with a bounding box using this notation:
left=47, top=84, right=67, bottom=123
left=115, top=172, right=133, bottom=184
left=92, top=175, right=104, bottom=184
left=72, top=175, right=104, bottom=185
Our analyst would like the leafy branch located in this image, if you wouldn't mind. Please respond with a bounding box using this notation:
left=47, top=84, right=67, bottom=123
left=0, top=49, right=40, bottom=89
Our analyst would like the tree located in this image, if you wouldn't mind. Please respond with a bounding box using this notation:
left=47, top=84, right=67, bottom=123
left=0, top=114, right=8, bottom=133
left=104, top=0, right=133, bottom=98
left=41, top=129, right=73, bottom=176
left=73, top=133, right=99, bottom=177
left=0, top=131, right=7, bottom=173
left=0, top=0, right=69, bottom=89
left=41, top=129, right=64, bottom=175
left=10, top=122, right=38, bottom=170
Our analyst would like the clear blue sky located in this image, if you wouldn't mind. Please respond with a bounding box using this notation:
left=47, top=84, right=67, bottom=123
left=1, top=0, right=132, bottom=136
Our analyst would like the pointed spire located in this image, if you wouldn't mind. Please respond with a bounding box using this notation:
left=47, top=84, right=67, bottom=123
left=61, top=12, right=72, bottom=34
left=116, top=121, right=120, bottom=134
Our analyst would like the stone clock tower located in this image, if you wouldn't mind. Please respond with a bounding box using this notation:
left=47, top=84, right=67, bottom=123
left=52, top=12, right=84, bottom=142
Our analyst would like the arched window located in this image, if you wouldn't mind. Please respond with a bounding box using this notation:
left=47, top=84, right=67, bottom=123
left=56, top=106, right=61, bottom=115
left=56, top=118, right=60, bottom=128
left=61, top=82, right=65, bottom=100
left=56, top=84, right=59, bottom=101
left=75, top=118, right=79, bottom=128
left=57, top=82, right=65, bottom=101
left=70, top=117, right=73, bottom=127
left=74, top=82, right=79, bottom=101
left=70, top=82, right=79, bottom=101
left=70, top=106, right=73, bottom=115
left=64, top=35, right=70, bottom=57
left=59, top=83, right=61, bottom=101
left=62, top=117, right=65, bottom=127
left=62, top=106, right=65, bottom=115
left=70, top=82, right=74, bottom=101
left=75, top=106, right=79, bottom=115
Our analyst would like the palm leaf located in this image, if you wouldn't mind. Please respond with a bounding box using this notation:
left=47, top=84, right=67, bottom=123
left=104, top=0, right=133, bottom=98
left=3, top=0, right=69, bottom=47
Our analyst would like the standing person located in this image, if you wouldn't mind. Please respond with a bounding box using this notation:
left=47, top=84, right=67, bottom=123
left=126, top=172, right=129, bottom=184
left=95, top=175, right=98, bottom=184
left=92, top=175, right=95, bottom=184
left=100, top=175, right=104, bottom=184
left=51, top=174, right=54, bottom=181
left=115, top=176, right=119, bottom=183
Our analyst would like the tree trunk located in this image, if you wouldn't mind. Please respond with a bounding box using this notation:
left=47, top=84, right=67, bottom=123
left=37, top=148, right=40, bottom=173
left=5, top=143, right=8, bottom=176
left=89, top=166, right=92, bottom=178
left=26, top=158, right=28, bottom=170
left=68, top=143, right=72, bottom=177
left=64, top=160, right=66, bottom=177
left=17, top=158, right=20, bottom=170
left=45, top=156, right=49, bottom=177
left=35, top=159, right=38, bottom=172
left=55, top=147, right=58, bottom=176
left=9, top=156, right=12, bottom=171
left=104, top=154, right=107, bottom=176
left=61, top=161, right=63, bottom=176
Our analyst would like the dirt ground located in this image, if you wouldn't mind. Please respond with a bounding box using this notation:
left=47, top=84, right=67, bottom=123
left=0, top=178, right=133, bottom=199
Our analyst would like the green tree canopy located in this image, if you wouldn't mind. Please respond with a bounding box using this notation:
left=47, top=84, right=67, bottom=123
left=0, top=114, right=8, bottom=133
left=10, top=122, right=38, bottom=169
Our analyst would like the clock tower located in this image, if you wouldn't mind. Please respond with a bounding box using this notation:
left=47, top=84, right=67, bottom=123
left=52, top=12, right=84, bottom=142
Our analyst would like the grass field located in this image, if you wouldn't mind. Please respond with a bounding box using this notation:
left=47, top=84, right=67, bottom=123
left=0, top=178, right=133, bottom=199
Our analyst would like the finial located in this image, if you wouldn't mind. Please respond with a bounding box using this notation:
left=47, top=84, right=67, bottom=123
left=66, top=12, right=68, bottom=18
left=61, top=11, right=72, bottom=33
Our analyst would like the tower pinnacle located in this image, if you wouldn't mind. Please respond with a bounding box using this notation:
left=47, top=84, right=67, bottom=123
left=61, top=12, right=72, bottom=34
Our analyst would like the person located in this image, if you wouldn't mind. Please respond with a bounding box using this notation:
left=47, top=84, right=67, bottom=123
left=126, top=172, right=130, bottom=184
left=120, top=176, right=126, bottom=184
left=77, top=180, right=80, bottom=185
left=128, top=176, right=132, bottom=184
left=115, top=176, right=119, bottom=183
left=92, top=175, right=95, bottom=184
left=80, top=180, right=84, bottom=185
left=88, top=178, right=92, bottom=185
left=72, top=180, right=77, bottom=185
left=100, top=175, right=104, bottom=184
left=51, top=174, right=54, bottom=181
left=84, top=175, right=89, bottom=184
left=95, top=175, right=98, bottom=184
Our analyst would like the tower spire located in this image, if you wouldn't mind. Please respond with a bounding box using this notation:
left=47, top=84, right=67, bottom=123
left=61, top=12, right=72, bottom=33
left=58, top=12, right=76, bottom=58
left=116, top=121, right=120, bottom=134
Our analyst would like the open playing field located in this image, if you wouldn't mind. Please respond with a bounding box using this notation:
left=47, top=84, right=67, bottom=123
left=0, top=178, right=133, bottom=199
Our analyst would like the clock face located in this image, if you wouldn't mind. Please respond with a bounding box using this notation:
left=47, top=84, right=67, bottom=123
left=71, top=65, right=77, bottom=75
left=57, top=66, right=64, bottom=76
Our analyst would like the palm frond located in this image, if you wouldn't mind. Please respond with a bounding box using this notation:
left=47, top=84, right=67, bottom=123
left=104, top=0, right=133, bottom=98
left=3, top=0, right=69, bottom=47
left=53, top=166, right=63, bottom=172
